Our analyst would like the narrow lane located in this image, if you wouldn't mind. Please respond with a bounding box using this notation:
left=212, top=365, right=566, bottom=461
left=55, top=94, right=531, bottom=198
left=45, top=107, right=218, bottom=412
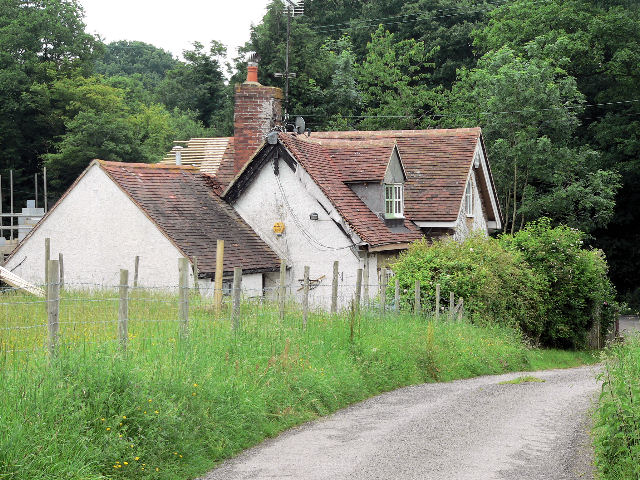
left=201, top=366, right=600, bottom=480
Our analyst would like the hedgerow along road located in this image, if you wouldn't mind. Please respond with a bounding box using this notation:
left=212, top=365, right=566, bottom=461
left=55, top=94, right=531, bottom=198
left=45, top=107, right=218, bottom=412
left=201, top=366, right=600, bottom=480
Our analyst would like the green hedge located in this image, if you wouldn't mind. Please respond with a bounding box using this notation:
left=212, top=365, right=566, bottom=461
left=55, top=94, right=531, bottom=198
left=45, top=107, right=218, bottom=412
left=390, top=218, right=616, bottom=348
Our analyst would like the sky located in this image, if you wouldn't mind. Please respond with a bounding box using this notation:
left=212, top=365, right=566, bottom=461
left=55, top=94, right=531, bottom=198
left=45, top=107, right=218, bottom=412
left=78, top=0, right=272, bottom=63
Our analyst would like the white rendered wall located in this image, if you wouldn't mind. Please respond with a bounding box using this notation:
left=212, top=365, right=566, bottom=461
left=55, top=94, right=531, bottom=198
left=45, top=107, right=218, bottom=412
left=196, top=273, right=263, bottom=298
left=5, top=164, right=193, bottom=289
left=454, top=168, right=489, bottom=241
left=232, top=157, right=377, bottom=309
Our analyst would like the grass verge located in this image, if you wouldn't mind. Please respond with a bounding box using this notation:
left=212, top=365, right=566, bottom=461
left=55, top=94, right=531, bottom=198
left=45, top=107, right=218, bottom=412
left=593, top=334, right=640, bottom=479
left=0, top=291, right=600, bottom=480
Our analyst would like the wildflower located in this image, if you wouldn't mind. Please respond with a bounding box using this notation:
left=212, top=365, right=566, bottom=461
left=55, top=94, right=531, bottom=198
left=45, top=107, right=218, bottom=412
left=135, top=457, right=140, bottom=461
left=173, top=452, right=178, bottom=455
left=192, top=392, right=197, bottom=396
left=106, top=427, right=111, bottom=431
left=179, top=454, right=183, bottom=458
left=155, top=410, right=159, bottom=414
left=122, top=416, right=127, bottom=419
left=156, top=468, right=160, bottom=471
left=144, top=411, right=147, bottom=414
left=130, top=444, right=134, bottom=448
left=101, top=418, right=105, bottom=422
left=148, top=399, right=152, bottom=402
left=123, top=462, right=128, bottom=465
left=193, top=383, right=198, bottom=387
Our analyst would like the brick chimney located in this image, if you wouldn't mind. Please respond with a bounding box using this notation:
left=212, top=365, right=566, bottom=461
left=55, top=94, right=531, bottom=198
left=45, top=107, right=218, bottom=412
left=234, top=61, right=283, bottom=174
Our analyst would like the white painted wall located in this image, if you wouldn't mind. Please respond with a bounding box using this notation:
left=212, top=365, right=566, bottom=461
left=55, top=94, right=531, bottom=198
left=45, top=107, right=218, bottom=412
left=196, top=272, right=263, bottom=298
left=232, top=156, right=378, bottom=309
left=454, top=168, right=488, bottom=241
left=5, top=164, right=193, bottom=289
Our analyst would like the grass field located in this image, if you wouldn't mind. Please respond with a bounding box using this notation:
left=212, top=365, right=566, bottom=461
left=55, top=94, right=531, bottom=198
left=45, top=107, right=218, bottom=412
left=0, top=288, right=599, bottom=479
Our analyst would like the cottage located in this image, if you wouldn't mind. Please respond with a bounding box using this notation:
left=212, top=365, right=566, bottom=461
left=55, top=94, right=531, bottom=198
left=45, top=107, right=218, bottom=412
left=4, top=160, right=280, bottom=293
left=5, top=60, right=502, bottom=307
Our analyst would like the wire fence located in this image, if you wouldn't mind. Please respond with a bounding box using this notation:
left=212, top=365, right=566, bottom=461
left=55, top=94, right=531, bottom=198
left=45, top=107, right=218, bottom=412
left=0, top=273, right=462, bottom=363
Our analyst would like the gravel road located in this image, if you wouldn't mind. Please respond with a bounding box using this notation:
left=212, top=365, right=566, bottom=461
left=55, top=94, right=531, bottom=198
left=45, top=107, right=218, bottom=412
left=201, top=366, right=600, bottom=480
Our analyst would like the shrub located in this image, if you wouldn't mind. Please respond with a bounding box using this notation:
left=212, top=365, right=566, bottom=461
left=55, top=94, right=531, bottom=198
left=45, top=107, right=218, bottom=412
left=389, top=234, right=548, bottom=341
left=500, top=218, right=616, bottom=348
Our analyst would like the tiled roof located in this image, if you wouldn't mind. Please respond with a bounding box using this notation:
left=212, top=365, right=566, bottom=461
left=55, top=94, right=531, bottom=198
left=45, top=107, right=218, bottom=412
left=160, top=137, right=232, bottom=176
left=308, top=128, right=486, bottom=222
left=99, top=161, right=280, bottom=275
left=278, top=135, right=423, bottom=248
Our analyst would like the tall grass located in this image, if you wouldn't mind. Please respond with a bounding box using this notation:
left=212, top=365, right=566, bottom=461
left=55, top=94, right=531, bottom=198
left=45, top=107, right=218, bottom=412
left=593, top=335, right=640, bottom=479
left=0, top=288, right=593, bottom=479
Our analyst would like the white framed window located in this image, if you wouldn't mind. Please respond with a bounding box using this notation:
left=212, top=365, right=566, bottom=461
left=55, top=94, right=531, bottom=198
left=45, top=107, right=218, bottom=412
left=465, top=179, right=474, bottom=217
left=385, top=183, right=404, bottom=219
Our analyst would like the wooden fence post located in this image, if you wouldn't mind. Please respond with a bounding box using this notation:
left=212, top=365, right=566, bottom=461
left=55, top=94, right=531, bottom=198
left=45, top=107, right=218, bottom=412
left=192, top=256, right=200, bottom=296
left=118, top=269, right=129, bottom=351
left=279, top=259, right=286, bottom=322
left=58, top=253, right=64, bottom=290
left=456, top=298, right=464, bottom=322
left=363, top=255, right=369, bottom=307
left=355, top=268, right=362, bottom=314
left=331, top=261, right=338, bottom=314
left=380, top=269, right=387, bottom=313
left=394, top=277, right=400, bottom=311
left=47, top=259, right=59, bottom=357
left=302, top=266, right=310, bottom=328
left=44, top=238, right=50, bottom=287
left=133, top=255, right=140, bottom=288
left=214, top=240, right=224, bottom=312
left=231, top=267, right=242, bottom=331
left=178, top=258, right=189, bottom=337
left=414, top=279, right=421, bottom=315
left=449, top=291, right=455, bottom=321
left=435, top=283, right=441, bottom=321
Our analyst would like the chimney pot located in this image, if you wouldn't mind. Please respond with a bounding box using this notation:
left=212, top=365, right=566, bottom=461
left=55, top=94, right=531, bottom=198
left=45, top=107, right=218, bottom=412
left=174, top=146, right=183, bottom=166
left=246, top=62, right=259, bottom=84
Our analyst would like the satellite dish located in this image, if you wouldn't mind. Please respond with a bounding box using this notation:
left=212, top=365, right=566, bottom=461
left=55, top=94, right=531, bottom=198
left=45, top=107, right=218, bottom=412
left=295, top=116, right=306, bottom=134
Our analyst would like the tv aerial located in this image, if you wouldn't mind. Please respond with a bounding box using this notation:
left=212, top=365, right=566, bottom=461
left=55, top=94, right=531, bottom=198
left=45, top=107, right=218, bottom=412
left=275, top=0, right=304, bottom=119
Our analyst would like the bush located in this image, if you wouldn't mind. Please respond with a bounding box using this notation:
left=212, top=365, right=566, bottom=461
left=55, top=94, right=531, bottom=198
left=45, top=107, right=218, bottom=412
left=390, top=234, right=548, bottom=341
left=501, top=218, right=616, bottom=348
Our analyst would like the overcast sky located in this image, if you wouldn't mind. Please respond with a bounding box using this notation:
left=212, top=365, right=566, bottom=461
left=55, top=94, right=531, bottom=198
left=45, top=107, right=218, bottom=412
left=79, top=0, right=272, bottom=63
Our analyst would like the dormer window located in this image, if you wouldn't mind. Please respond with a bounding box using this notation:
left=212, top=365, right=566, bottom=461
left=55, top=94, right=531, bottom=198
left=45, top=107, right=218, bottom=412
left=385, top=184, right=404, bottom=219
left=465, top=179, right=474, bottom=217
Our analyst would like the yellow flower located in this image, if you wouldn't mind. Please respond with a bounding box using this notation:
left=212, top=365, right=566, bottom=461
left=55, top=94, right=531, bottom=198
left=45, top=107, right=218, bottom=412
left=119, top=434, right=123, bottom=438
left=154, top=410, right=159, bottom=414
left=130, top=444, right=134, bottom=448
left=148, top=399, right=152, bottom=402
left=143, top=411, right=147, bottom=414
left=123, top=462, right=128, bottom=465
left=173, top=452, right=178, bottom=455
left=135, top=457, right=140, bottom=461
left=101, top=418, right=105, bottom=422
left=179, top=454, right=183, bottom=458
left=193, top=383, right=198, bottom=387
left=122, top=415, right=127, bottom=419
left=192, top=392, right=197, bottom=396
left=106, top=427, right=111, bottom=431
left=156, top=467, right=159, bottom=472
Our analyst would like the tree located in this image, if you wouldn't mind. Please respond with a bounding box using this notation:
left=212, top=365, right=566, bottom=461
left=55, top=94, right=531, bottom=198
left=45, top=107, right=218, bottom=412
left=472, top=0, right=640, bottom=300
left=357, top=26, right=438, bottom=130
left=0, top=0, right=100, bottom=209
left=440, top=47, right=619, bottom=234
left=157, top=41, right=230, bottom=133
left=94, top=40, right=178, bottom=91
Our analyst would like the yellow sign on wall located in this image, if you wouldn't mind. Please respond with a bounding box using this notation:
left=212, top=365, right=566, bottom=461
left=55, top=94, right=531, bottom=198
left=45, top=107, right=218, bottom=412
left=273, top=222, right=285, bottom=234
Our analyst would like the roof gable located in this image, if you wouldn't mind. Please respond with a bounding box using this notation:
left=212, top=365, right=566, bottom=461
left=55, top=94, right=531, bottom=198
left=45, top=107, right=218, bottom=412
left=98, top=161, right=280, bottom=275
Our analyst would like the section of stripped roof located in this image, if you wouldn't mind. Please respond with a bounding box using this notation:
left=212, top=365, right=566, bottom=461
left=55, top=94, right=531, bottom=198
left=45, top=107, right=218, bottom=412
left=160, top=137, right=232, bottom=176
left=99, top=160, right=280, bottom=275
left=310, top=128, right=488, bottom=222
left=278, top=134, right=423, bottom=248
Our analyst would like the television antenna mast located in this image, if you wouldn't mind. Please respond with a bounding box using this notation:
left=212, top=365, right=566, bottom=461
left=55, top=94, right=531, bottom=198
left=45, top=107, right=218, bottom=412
left=274, top=0, right=304, bottom=119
